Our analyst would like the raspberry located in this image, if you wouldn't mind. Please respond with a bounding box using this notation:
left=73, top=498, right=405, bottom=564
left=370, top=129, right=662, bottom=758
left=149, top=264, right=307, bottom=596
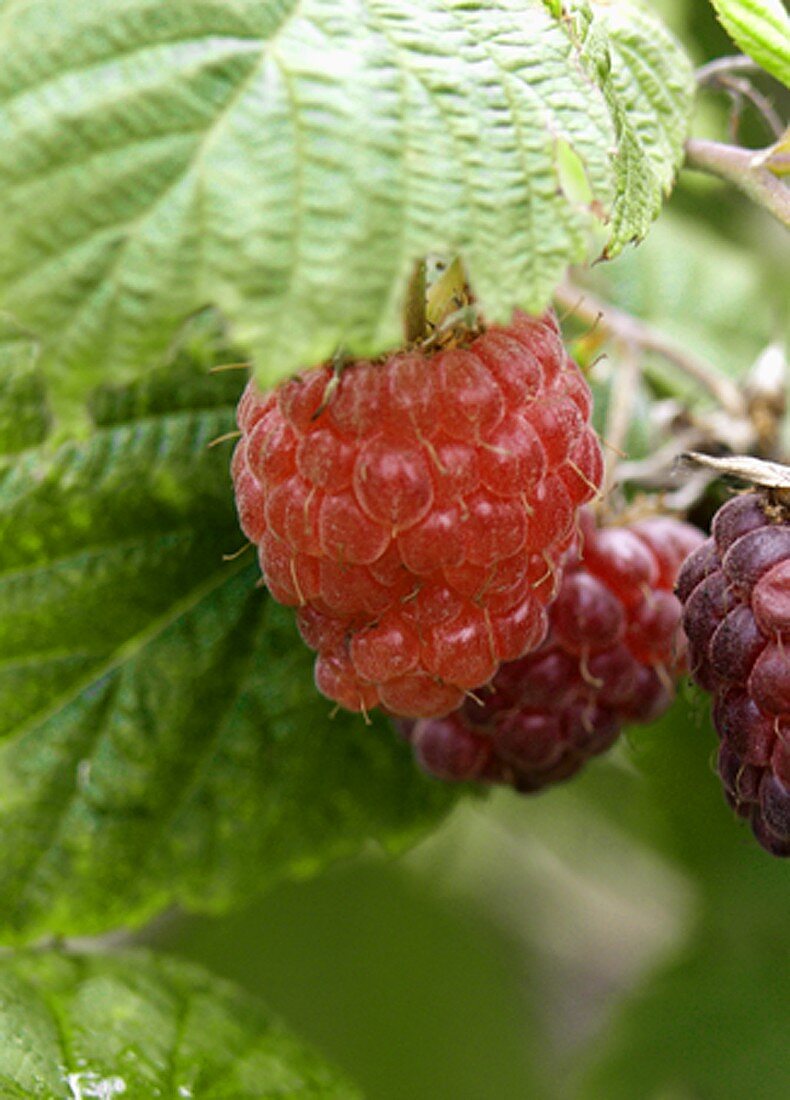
left=677, top=491, right=790, bottom=857
left=400, top=510, right=703, bottom=789
left=233, top=311, right=602, bottom=717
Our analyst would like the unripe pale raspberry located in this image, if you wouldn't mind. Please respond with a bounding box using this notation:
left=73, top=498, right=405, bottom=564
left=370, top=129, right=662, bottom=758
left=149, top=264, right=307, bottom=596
left=400, top=510, right=703, bottom=789
left=233, top=311, right=602, bottom=717
left=677, top=491, right=790, bottom=857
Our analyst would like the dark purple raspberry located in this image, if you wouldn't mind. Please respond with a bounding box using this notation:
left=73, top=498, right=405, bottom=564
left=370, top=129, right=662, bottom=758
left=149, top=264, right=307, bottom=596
left=399, top=510, right=703, bottom=793
left=677, top=491, right=790, bottom=857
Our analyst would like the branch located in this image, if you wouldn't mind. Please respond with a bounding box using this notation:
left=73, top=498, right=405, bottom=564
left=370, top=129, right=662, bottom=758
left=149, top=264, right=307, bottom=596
left=695, top=55, right=762, bottom=84
left=554, top=283, right=747, bottom=419
left=684, top=138, right=790, bottom=228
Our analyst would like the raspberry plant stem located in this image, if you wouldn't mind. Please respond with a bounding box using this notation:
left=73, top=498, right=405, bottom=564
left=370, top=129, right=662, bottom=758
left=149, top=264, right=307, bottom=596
left=555, top=282, right=748, bottom=419
left=684, top=139, right=790, bottom=229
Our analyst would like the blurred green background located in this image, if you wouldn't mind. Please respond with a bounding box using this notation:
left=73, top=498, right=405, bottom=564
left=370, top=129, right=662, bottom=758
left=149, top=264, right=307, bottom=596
left=149, top=697, right=790, bottom=1099
left=145, top=3, right=790, bottom=1097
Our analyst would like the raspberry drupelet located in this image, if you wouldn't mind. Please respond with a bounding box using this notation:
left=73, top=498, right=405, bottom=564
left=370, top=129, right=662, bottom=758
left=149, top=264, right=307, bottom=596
left=400, top=510, right=703, bottom=790
left=232, top=310, right=603, bottom=718
left=677, top=491, right=790, bottom=857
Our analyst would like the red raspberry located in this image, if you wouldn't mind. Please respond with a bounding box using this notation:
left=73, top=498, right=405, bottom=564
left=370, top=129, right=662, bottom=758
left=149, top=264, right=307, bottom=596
left=232, top=311, right=602, bottom=717
left=400, top=511, right=703, bottom=788
left=677, top=492, right=790, bottom=857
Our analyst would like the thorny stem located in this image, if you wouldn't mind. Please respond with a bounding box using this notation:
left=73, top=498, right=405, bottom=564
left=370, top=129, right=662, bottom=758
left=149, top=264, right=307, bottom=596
left=684, top=138, right=790, bottom=229
left=554, top=282, right=747, bottom=419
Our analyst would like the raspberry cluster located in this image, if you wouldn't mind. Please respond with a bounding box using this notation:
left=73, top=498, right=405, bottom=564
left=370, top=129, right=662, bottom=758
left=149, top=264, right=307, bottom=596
left=401, top=511, right=703, bottom=790
left=677, top=492, right=790, bottom=857
left=232, top=311, right=602, bottom=717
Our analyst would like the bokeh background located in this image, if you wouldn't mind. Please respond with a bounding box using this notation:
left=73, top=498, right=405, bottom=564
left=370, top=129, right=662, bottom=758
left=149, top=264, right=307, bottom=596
left=145, top=3, right=790, bottom=1096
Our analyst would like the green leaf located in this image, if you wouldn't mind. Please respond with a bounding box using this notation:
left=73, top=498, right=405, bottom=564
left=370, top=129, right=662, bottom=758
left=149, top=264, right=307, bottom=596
left=0, top=350, right=455, bottom=943
left=709, top=0, right=790, bottom=88
left=0, top=950, right=359, bottom=1098
left=0, top=0, right=692, bottom=415
left=569, top=1, right=696, bottom=252
left=0, top=319, right=49, bottom=456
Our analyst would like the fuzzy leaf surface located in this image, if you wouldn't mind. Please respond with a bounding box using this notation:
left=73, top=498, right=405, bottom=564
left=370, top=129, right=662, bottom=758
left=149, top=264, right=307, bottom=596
left=570, top=1, right=696, bottom=251
left=0, top=320, right=49, bottom=455
left=709, top=0, right=790, bottom=87
left=0, top=351, right=454, bottom=943
left=0, top=950, right=359, bottom=1098
left=0, top=0, right=692, bottom=414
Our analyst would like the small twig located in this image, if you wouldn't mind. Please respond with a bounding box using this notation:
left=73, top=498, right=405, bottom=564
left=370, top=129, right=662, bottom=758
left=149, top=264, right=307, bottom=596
left=684, top=138, right=790, bottom=229
left=695, top=55, right=762, bottom=85
left=662, top=470, right=719, bottom=515
left=602, top=342, right=640, bottom=498
left=555, top=282, right=747, bottom=419
left=726, top=92, right=744, bottom=144
left=616, top=425, right=707, bottom=488
left=696, top=54, right=784, bottom=141
left=715, top=75, right=785, bottom=141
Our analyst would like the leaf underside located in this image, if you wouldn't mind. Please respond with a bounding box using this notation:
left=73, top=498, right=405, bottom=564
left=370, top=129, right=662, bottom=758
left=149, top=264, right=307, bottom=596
left=0, top=0, right=693, bottom=414
left=571, top=1, right=697, bottom=252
